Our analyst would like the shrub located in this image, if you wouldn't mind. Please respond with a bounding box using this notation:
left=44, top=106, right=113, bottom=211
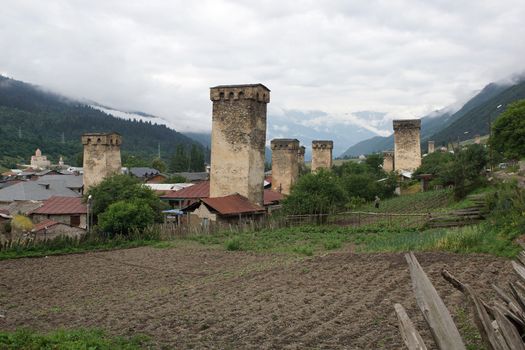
left=490, top=99, right=525, bottom=160
left=98, top=200, right=156, bottom=236
left=11, top=215, right=33, bottom=232
left=225, top=236, right=242, bottom=251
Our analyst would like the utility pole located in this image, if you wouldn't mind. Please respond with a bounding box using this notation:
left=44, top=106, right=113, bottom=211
left=61, top=132, right=65, bottom=144
left=18, top=126, right=22, bottom=139
left=157, top=142, right=161, bottom=159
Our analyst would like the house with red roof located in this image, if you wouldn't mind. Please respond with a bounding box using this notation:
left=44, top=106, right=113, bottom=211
left=161, top=180, right=284, bottom=210
left=185, top=193, right=266, bottom=228
left=30, top=196, right=87, bottom=229
left=31, top=219, right=85, bottom=240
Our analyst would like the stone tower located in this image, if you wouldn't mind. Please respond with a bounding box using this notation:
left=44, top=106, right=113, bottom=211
left=298, top=146, right=306, bottom=169
left=209, top=84, right=270, bottom=206
left=311, top=140, right=333, bottom=171
left=271, top=139, right=299, bottom=195
left=428, top=141, right=435, bottom=154
left=82, top=132, right=122, bottom=191
left=382, top=151, right=394, bottom=172
left=393, top=120, right=421, bottom=172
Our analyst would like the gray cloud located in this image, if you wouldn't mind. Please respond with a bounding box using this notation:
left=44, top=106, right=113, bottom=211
left=1, top=0, right=524, bottom=133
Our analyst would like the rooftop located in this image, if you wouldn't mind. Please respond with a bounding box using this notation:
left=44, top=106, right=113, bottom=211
left=210, top=83, right=270, bottom=91
left=0, top=181, right=81, bottom=202
left=202, top=194, right=265, bottom=216
left=31, top=196, right=87, bottom=215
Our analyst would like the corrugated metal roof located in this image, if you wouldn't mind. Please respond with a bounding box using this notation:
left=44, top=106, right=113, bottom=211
left=161, top=181, right=284, bottom=206
left=32, top=196, right=87, bottom=215
left=162, top=181, right=210, bottom=199
left=0, top=181, right=81, bottom=201
left=32, top=219, right=60, bottom=232
left=264, top=190, right=284, bottom=205
left=202, top=194, right=265, bottom=216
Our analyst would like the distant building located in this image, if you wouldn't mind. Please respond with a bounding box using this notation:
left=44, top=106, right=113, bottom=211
left=30, top=149, right=51, bottom=170
left=30, top=196, right=87, bottom=229
left=82, top=132, right=122, bottom=191
left=31, top=219, right=85, bottom=241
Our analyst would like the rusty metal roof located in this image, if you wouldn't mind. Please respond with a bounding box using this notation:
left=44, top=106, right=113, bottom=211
left=32, top=219, right=60, bottom=232
left=202, top=194, right=265, bottom=216
left=263, top=190, right=284, bottom=205
left=31, top=196, right=87, bottom=215
left=161, top=181, right=210, bottom=199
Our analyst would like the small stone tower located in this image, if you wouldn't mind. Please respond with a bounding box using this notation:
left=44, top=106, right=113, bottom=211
left=311, top=140, right=333, bottom=171
left=82, top=132, right=122, bottom=191
left=393, top=120, right=421, bottom=172
left=271, top=139, right=300, bottom=195
left=209, top=84, right=270, bottom=206
left=382, top=151, right=394, bottom=172
left=428, top=141, right=435, bottom=154
left=298, top=146, right=306, bottom=169
left=475, top=134, right=481, bottom=144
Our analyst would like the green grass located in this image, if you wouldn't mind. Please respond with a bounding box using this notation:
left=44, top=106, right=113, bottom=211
left=0, top=329, right=149, bottom=349
left=0, top=235, right=163, bottom=260
left=184, top=222, right=521, bottom=258
left=360, top=189, right=454, bottom=214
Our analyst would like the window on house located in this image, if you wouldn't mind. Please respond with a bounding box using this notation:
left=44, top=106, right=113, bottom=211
left=70, top=215, right=81, bottom=227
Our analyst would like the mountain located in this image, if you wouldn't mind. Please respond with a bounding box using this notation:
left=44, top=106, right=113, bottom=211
left=341, top=77, right=525, bottom=157
left=0, top=75, right=203, bottom=168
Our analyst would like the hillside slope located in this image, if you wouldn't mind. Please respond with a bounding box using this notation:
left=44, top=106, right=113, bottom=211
left=0, top=76, right=202, bottom=168
left=341, top=78, right=524, bottom=156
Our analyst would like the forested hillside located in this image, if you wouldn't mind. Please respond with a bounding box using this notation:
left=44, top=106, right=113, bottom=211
left=341, top=78, right=525, bottom=157
left=0, top=76, right=203, bottom=169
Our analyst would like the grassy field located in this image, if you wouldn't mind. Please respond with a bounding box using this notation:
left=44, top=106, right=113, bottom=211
left=359, top=189, right=454, bottom=213
left=0, top=329, right=149, bottom=350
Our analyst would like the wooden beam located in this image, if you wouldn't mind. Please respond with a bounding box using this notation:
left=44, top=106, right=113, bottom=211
left=394, top=303, right=428, bottom=350
left=405, top=253, right=466, bottom=350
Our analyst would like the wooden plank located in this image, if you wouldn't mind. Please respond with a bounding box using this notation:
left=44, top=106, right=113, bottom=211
left=394, top=303, right=428, bottom=350
left=443, top=269, right=516, bottom=350
left=405, top=253, right=466, bottom=350
left=512, top=261, right=525, bottom=283
left=493, top=306, right=525, bottom=350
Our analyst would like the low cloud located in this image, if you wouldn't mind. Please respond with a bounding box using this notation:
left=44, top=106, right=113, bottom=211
left=1, top=0, right=524, bottom=134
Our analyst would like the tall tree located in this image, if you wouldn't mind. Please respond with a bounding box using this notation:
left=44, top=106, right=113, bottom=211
left=169, top=144, right=188, bottom=172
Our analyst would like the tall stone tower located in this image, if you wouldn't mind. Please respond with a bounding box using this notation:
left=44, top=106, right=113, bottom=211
left=298, top=146, right=306, bottom=169
left=271, top=139, right=299, bottom=195
left=311, top=140, right=333, bottom=171
left=209, top=84, right=270, bottom=206
left=428, top=141, right=435, bottom=154
left=393, top=120, right=421, bottom=172
left=82, top=132, right=122, bottom=191
left=382, top=151, right=394, bottom=172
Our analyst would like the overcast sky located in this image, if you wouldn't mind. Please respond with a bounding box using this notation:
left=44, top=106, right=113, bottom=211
left=2, top=0, right=525, bottom=133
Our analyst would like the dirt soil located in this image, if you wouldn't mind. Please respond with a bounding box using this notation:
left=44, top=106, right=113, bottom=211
left=0, top=244, right=516, bottom=349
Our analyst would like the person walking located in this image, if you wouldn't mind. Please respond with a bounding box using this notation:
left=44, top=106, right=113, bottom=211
left=374, top=195, right=380, bottom=209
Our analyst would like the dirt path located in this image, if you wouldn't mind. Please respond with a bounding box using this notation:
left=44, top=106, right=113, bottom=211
left=0, top=244, right=515, bottom=349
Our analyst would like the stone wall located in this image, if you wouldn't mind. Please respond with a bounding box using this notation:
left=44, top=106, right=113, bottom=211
left=428, top=141, right=435, bottom=154
left=271, top=139, right=299, bottom=195
left=82, top=133, right=122, bottom=191
left=32, top=214, right=87, bottom=229
left=311, top=140, right=333, bottom=171
left=209, top=84, right=270, bottom=206
left=393, top=120, right=421, bottom=172
left=382, top=151, right=395, bottom=172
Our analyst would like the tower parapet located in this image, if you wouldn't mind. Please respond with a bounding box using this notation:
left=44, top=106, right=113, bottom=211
left=393, top=119, right=421, bottom=172
left=209, top=83, right=270, bottom=206
left=382, top=151, right=395, bottom=172
left=271, top=139, right=299, bottom=195
left=82, top=132, right=122, bottom=191
left=311, top=140, right=333, bottom=171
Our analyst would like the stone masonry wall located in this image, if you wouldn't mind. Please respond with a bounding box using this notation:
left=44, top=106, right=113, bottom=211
left=311, top=140, right=333, bottom=172
left=209, top=84, right=270, bottom=206
left=393, top=120, right=421, bottom=172
left=82, top=133, right=122, bottom=191
left=271, top=139, right=299, bottom=195
left=382, top=151, right=394, bottom=172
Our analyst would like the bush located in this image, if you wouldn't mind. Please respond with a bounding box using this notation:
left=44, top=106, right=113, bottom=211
left=283, top=169, right=347, bottom=215
left=98, top=200, right=156, bottom=235
left=225, top=236, right=242, bottom=251
left=11, top=215, right=33, bottom=232
left=490, top=99, right=525, bottom=160
left=86, top=174, right=167, bottom=222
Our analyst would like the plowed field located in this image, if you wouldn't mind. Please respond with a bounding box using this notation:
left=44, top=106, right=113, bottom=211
left=0, top=244, right=514, bottom=349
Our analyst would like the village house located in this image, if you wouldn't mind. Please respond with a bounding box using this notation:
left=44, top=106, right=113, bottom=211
left=185, top=193, right=266, bottom=228
left=30, top=196, right=87, bottom=229
left=30, top=219, right=85, bottom=241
